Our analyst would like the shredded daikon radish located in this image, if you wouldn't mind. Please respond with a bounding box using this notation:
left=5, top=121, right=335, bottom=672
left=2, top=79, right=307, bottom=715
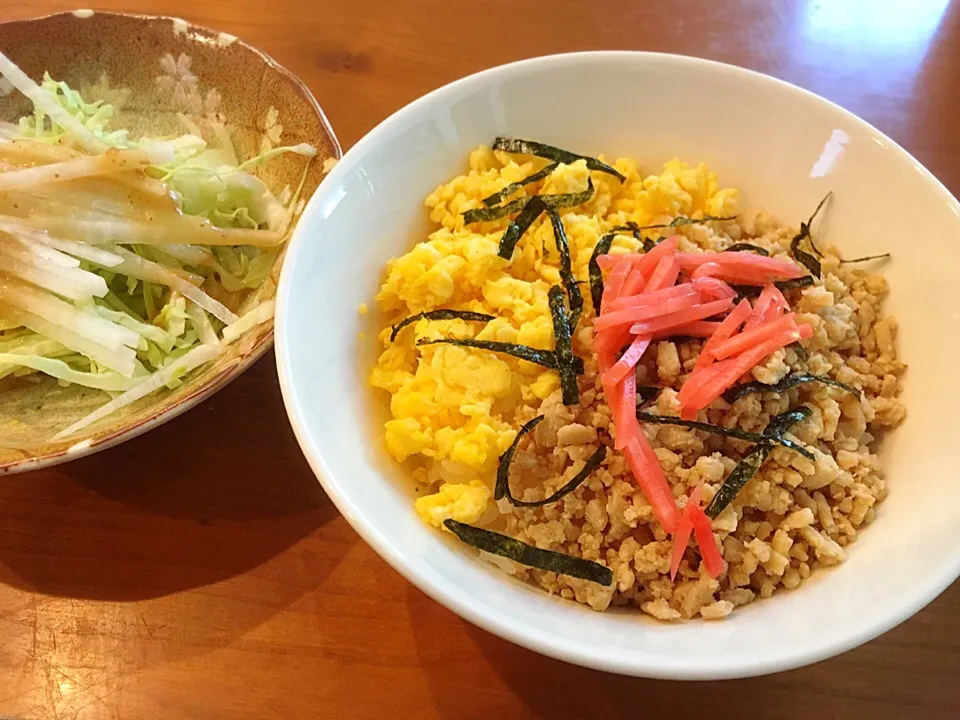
left=221, top=300, right=275, bottom=344
left=0, top=221, right=124, bottom=267
left=9, top=176, right=174, bottom=215
left=26, top=215, right=284, bottom=247
left=0, top=242, right=107, bottom=301
left=0, top=302, right=136, bottom=376
left=110, top=248, right=238, bottom=324
left=52, top=343, right=223, bottom=440
left=0, top=138, right=83, bottom=161
left=0, top=145, right=175, bottom=192
left=1, top=229, right=79, bottom=267
left=0, top=274, right=139, bottom=350
left=0, top=140, right=170, bottom=196
left=0, top=52, right=107, bottom=154
left=117, top=172, right=170, bottom=197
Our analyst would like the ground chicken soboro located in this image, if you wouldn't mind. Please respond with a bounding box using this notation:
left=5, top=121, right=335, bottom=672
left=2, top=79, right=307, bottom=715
left=370, top=146, right=905, bottom=620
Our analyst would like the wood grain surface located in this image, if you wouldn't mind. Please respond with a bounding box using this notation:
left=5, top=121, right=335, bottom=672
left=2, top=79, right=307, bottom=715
left=1, top=1, right=959, bottom=718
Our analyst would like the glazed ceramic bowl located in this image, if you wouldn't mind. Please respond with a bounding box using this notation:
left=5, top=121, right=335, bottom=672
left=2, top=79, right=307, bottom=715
left=276, top=52, right=960, bottom=678
left=0, top=10, right=340, bottom=474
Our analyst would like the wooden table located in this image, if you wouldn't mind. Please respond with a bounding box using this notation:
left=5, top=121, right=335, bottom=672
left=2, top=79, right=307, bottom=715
left=1, top=0, right=959, bottom=717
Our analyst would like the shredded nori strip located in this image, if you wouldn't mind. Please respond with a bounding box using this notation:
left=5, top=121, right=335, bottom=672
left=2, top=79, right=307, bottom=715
left=772, top=435, right=814, bottom=459
left=611, top=222, right=657, bottom=251
left=463, top=198, right=529, bottom=224
left=723, top=372, right=862, bottom=403
left=417, top=337, right=583, bottom=374
left=548, top=286, right=580, bottom=405
left=790, top=243, right=821, bottom=278
left=800, top=222, right=886, bottom=267
left=636, top=412, right=814, bottom=460
left=840, top=253, right=891, bottom=264
left=731, top=275, right=815, bottom=299
left=417, top=338, right=559, bottom=369
left=588, top=231, right=616, bottom=312
left=776, top=276, right=817, bottom=292
left=705, top=444, right=769, bottom=520
left=495, top=196, right=548, bottom=256
left=465, top=180, right=595, bottom=225
left=635, top=215, right=737, bottom=231
left=495, top=415, right=544, bottom=501
left=590, top=223, right=659, bottom=310
left=495, top=415, right=606, bottom=507
left=661, top=334, right=709, bottom=344
left=789, top=341, right=809, bottom=362
left=789, top=193, right=832, bottom=277
left=444, top=519, right=614, bottom=585
left=762, top=406, right=816, bottom=460
left=390, top=310, right=495, bottom=342
left=547, top=210, right=583, bottom=331
left=766, top=406, right=813, bottom=436
left=638, top=412, right=768, bottom=442
left=724, top=243, right=770, bottom=256
left=487, top=180, right=595, bottom=259
left=481, top=163, right=557, bottom=207
left=588, top=222, right=660, bottom=309
left=492, top=137, right=626, bottom=183
left=705, top=406, right=813, bottom=518
left=635, top=385, right=662, bottom=406
left=607, top=216, right=735, bottom=250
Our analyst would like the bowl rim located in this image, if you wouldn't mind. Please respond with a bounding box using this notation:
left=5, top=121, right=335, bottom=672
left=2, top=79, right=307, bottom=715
left=0, top=9, right=343, bottom=476
left=275, top=50, right=960, bottom=679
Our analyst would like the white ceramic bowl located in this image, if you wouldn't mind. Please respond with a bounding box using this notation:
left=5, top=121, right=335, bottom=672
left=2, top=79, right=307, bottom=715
left=276, top=52, right=960, bottom=679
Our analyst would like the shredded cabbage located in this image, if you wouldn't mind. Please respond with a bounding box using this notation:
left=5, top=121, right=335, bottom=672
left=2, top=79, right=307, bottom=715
left=213, top=246, right=278, bottom=291
left=156, top=142, right=315, bottom=230
left=0, top=353, right=137, bottom=391
left=18, top=72, right=130, bottom=147
left=0, top=63, right=319, bottom=436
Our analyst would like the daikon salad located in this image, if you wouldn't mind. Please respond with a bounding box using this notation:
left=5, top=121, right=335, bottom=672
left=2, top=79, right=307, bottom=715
left=0, top=51, right=317, bottom=440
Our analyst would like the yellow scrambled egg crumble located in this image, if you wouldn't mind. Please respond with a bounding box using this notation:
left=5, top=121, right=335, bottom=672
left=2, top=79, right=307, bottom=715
left=414, top=480, right=492, bottom=527
left=371, top=147, right=738, bottom=521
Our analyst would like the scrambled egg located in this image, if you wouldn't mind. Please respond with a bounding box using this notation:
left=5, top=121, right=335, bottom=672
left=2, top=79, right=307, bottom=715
left=371, top=146, right=738, bottom=522
left=415, top=480, right=491, bottom=527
